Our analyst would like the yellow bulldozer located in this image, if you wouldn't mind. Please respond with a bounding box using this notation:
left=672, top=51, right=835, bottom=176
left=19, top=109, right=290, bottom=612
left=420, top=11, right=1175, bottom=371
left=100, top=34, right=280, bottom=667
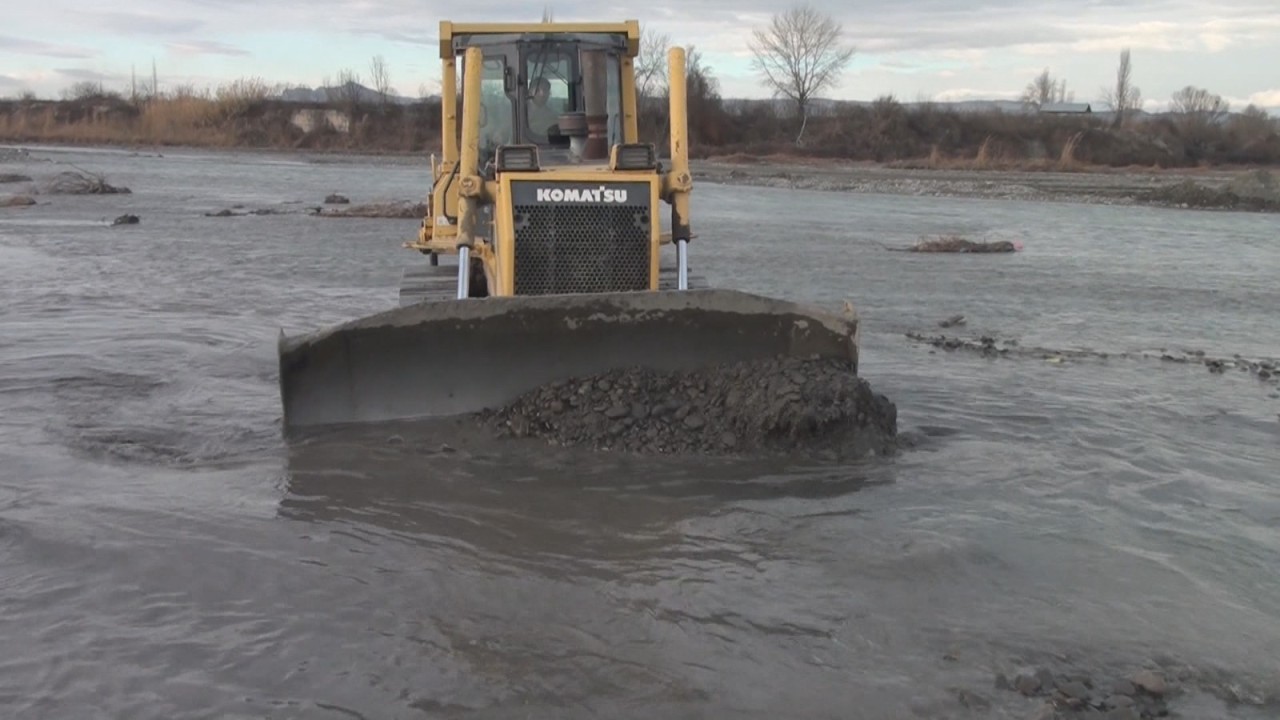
left=277, top=19, right=861, bottom=432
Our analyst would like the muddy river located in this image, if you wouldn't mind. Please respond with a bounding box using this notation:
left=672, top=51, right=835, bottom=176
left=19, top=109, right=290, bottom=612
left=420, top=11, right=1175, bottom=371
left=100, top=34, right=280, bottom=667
left=2, top=145, right=1278, bottom=719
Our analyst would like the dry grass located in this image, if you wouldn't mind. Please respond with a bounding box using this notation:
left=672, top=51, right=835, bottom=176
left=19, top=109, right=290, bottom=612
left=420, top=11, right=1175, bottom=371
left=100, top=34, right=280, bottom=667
left=972, top=135, right=995, bottom=169
left=927, top=144, right=943, bottom=168
left=1058, top=131, right=1084, bottom=171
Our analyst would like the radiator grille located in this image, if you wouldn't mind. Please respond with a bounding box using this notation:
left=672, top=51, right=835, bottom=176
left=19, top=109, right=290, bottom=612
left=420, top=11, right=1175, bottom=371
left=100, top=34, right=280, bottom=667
left=512, top=205, right=651, bottom=295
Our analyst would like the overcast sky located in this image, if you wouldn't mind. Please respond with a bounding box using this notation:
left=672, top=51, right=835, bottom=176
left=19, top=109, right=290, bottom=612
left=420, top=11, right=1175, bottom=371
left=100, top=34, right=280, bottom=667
left=2, top=0, right=1278, bottom=112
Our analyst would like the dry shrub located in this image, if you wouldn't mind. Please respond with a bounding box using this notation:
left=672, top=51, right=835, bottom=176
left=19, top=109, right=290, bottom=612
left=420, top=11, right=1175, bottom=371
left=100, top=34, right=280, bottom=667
left=215, top=78, right=271, bottom=116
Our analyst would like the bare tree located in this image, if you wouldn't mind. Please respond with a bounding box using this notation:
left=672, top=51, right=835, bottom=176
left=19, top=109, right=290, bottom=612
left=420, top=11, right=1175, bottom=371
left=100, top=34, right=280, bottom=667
left=636, top=27, right=670, bottom=102
left=1170, top=85, right=1229, bottom=124
left=335, top=68, right=363, bottom=111
left=748, top=3, right=855, bottom=144
left=1022, top=68, right=1069, bottom=108
left=60, top=80, right=103, bottom=101
left=369, top=55, right=391, bottom=107
left=1099, top=48, right=1141, bottom=127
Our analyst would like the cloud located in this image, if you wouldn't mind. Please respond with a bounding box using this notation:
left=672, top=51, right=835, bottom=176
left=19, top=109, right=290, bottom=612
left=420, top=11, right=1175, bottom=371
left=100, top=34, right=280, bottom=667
left=0, top=74, right=21, bottom=88
left=92, top=12, right=203, bottom=35
left=4, top=0, right=1279, bottom=105
left=1247, top=89, right=1280, bottom=107
left=167, top=40, right=250, bottom=57
left=54, top=68, right=118, bottom=82
left=0, top=35, right=96, bottom=59
left=933, top=87, right=1021, bottom=102
left=356, top=29, right=437, bottom=47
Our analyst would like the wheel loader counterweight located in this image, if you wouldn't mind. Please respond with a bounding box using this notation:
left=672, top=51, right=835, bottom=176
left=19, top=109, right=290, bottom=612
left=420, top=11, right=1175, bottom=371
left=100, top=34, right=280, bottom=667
left=277, top=19, right=861, bottom=432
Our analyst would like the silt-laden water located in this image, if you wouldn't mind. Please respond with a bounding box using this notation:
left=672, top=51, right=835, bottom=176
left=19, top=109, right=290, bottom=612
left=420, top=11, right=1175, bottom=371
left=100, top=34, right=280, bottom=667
left=1, top=145, right=1278, bottom=719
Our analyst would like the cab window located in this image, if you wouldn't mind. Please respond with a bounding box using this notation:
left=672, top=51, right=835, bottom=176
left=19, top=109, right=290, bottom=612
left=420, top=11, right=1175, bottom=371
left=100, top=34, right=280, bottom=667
left=525, top=52, right=571, bottom=143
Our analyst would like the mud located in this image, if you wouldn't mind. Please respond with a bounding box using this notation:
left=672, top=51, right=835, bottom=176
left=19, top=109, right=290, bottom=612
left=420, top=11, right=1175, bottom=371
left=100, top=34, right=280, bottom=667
left=478, top=355, right=897, bottom=458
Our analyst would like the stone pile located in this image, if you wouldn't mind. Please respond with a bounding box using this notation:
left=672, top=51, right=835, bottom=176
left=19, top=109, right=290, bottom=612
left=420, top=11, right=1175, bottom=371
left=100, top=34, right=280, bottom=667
left=479, top=356, right=898, bottom=457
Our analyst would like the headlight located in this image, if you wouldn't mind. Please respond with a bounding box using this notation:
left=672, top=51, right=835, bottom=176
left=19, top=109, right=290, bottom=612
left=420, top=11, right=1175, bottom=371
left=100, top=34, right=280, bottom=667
left=495, top=144, right=540, bottom=172
left=610, top=143, right=656, bottom=171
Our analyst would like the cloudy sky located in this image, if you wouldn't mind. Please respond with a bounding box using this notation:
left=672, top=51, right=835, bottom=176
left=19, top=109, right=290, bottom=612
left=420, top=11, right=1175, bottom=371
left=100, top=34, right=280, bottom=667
left=2, top=0, right=1278, bottom=112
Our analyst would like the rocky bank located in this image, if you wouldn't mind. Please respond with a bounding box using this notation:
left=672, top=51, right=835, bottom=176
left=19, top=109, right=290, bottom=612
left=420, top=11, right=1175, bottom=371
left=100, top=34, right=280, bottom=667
left=478, top=356, right=898, bottom=458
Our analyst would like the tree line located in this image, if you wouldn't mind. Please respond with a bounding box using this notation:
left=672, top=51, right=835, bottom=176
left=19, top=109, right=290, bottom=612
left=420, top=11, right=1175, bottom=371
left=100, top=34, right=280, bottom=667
left=633, top=2, right=1277, bottom=166
left=5, top=3, right=1277, bottom=166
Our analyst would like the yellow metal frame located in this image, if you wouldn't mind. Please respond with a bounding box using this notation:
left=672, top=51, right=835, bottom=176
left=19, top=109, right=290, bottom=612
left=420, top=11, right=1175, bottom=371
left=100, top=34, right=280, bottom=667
left=406, top=21, right=691, bottom=299
left=439, top=21, right=641, bottom=58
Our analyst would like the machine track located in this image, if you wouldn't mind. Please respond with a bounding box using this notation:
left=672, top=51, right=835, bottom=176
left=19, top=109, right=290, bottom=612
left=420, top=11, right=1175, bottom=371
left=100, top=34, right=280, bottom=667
left=399, top=262, right=461, bottom=307
left=398, top=255, right=709, bottom=306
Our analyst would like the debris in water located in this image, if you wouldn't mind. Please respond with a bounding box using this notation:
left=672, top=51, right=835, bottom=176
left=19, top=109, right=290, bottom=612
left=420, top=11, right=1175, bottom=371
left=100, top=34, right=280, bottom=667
left=888, top=234, right=1023, bottom=253
left=205, top=207, right=296, bottom=217
left=0, top=173, right=33, bottom=184
left=939, top=314, right=966, bottom=328
left=42, top=169, right=131, bottom=195
left=1, top=195, right=36, bottom=207
left=311, top=201, right=428, bottom=219
left=908, top=331, right=1280, bottom=392
left=477, top=356, right=897, bottom=457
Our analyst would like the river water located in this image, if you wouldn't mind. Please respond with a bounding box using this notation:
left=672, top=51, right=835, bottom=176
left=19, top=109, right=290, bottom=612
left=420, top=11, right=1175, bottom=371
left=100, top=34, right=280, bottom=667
left=2, top=145, right=1278, bottom=719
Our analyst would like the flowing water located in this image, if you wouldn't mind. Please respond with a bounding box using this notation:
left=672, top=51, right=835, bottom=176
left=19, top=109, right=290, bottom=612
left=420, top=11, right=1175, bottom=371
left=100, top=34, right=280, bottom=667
left=2, top=145, right=1278, bottom=719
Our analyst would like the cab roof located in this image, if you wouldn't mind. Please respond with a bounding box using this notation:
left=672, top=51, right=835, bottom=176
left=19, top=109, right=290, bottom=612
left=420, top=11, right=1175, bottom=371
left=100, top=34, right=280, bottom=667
left=438, top=20, right=641, bottom=59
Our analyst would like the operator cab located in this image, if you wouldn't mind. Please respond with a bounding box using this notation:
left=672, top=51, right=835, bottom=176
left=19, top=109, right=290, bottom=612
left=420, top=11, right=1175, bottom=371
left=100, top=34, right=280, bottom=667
left=452, top=31, right=628, bottom=167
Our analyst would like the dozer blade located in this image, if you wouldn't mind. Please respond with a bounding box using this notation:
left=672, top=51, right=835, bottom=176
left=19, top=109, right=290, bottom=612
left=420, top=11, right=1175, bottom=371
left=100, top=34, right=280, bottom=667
left=277, top=289, right=859, bottom=432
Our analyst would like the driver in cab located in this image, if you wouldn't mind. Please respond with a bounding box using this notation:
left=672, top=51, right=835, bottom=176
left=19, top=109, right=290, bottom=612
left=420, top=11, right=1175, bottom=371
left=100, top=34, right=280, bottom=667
left=526, top=78, right=560, bottom=143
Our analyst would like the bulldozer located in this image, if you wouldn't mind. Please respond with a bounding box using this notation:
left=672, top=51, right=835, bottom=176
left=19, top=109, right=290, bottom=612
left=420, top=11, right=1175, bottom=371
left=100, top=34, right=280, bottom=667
left=277, top=19, right=862, bottom=432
